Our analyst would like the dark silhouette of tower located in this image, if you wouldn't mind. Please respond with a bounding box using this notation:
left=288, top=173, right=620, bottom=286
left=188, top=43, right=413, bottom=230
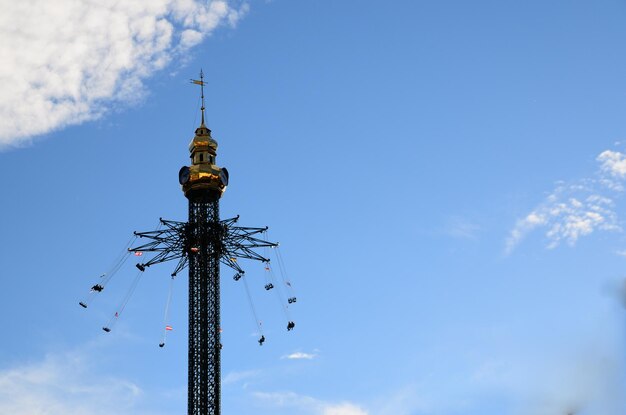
left=122, top=71, right=280, bottom=415
left=182, top=72, right=227, bottom=415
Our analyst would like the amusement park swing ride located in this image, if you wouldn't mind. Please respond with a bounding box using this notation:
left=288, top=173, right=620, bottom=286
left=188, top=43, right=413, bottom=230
left=78, top=71, right=298, bottom=415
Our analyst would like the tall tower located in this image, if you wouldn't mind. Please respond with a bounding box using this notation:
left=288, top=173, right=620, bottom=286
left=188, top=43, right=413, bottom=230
left=104, top=71, right=282, bottom=415
left=179, top=72, right=227, bottom=415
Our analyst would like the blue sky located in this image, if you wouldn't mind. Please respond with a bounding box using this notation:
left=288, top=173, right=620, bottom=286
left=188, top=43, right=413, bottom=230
left=2, top=1, right=626, bottom=414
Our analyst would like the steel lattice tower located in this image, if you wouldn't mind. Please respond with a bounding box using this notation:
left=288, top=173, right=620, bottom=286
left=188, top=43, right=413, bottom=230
left=126, top=72, right=278, bottom=415
left=187, top=193, right=221, bottom=414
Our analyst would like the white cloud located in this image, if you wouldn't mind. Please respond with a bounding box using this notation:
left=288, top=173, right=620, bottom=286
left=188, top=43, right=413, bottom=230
left=253, top=391, right=319, bottom=413
left=443, top=216, right=481, bottom=240
left=471, top=343, right=625, bottom=415
left=505, top=149, right=625, bottom=254
left=253, top=391, right=368, bottom=415
left=282, top=351, right=317, bottom=360
left=506, top=191, right=619, bottom=254
left=543, top=195, right=618, bottom=248
left=598, top=150, right=626, bottom=178
left=223, top=369, right=259, bottom=385
left=0, top=351, right=152, bottom=415
left=0, top=0, right=248, bottom=148
left=372, top=384, right=433, bottom=415
left=322, top=403, right=369, bottom=415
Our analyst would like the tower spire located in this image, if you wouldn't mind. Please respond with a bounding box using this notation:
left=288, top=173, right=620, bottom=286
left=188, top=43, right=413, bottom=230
left=200, top=69, right=205, bottom=126
left=191, top=69, right=207, bottom=126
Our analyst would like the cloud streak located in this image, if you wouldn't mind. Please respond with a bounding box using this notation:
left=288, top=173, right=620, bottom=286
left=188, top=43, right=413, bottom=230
left=506, top=148, right=625, bottom=254
left=472, top=335, right=626, bottom=415
left=0, top=0, right=248, bottom=148
left=282, top=351, right=317, bottom=360
left=443, top=216, right=481, bottom=240
left=0, top=351, right=150, bottom=415
left=253, top=391, right=368, bottom=415
left=223, top=369, right=260, bottom=385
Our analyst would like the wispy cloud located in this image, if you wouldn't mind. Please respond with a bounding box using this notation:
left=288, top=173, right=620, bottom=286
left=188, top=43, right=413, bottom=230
left=223, top=369, right=260, bottom=385
left=505, top=148, right=625, bottom=254
left=281, top=351, right=317, bottom=360
left=472, top=343, right=625, bottom=415
left=0, top=351, right=152, bottom=415
left=0, top=0, right=249, bottom=148
left=253, top=391, right=368, bottom=415
left=598, top=149, right=626, bottom=181
left=443, top=216, right=481, bottom=240
left=322, top=403, right=369, bottom=415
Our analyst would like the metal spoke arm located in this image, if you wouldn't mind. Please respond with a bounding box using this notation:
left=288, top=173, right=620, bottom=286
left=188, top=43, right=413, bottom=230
left=125, top=216, right=279, bottom=275
left=219, top=222, right=278, bottom=273
left=222, top=245, right=267, bottom=263
left=221, top=257, right=244, bottom=274
left=142, top=249, right=186, bottom=269
left=170, top=255, right=190, bottom=277
left=128, top=218, right=188, bottom=272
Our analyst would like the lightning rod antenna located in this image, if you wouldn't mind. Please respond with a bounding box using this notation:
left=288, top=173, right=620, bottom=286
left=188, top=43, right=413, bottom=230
left=191, top=69, right=206, bottom=126
left=200, top=69, right=205, bottom=125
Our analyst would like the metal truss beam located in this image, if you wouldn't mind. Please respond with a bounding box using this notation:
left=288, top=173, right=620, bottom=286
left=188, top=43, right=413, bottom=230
left=129, top=216, right=277, bottom=276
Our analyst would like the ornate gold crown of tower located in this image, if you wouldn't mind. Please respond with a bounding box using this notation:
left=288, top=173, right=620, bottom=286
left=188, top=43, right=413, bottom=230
left=178, top=71, right=229, bottom=199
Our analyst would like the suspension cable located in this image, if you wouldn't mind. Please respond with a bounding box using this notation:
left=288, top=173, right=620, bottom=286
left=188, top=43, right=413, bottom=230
left=79, top=235, right=137, bottom=308
left=159, top=275, right=175, bottom=347
left=275, top=246, right=296, bottom=297
left=265, top=260, right=291, bottom=320
left=241, top=273, right=264, bottom=337
left=102, top=268, right=144, bottom=332
left=262, top=232, right=293, bottom=321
